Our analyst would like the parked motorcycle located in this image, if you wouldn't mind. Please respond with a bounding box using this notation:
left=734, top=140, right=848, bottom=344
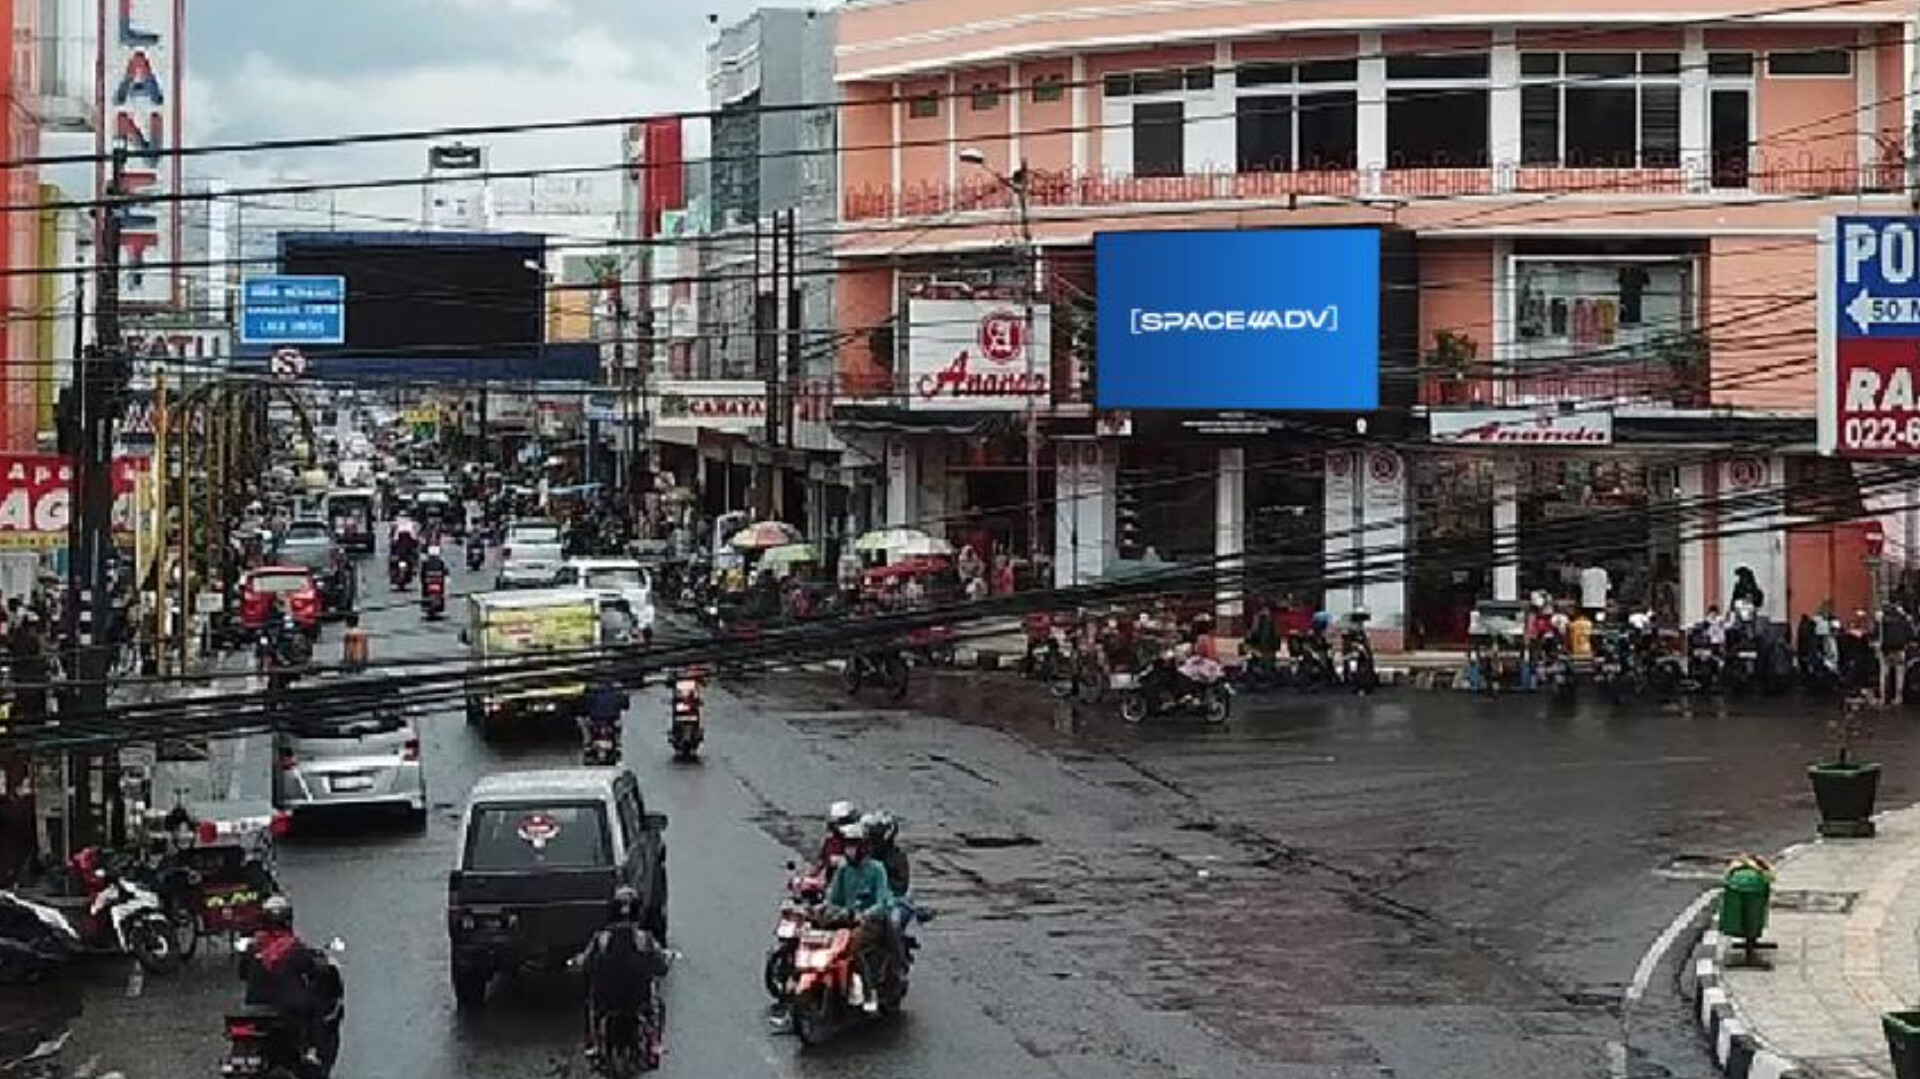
left=223, top=937, right=344, bottom=1079
left=841, top=650, right=909, bottom=701
left=1686, top=622, right=1726, bottom=695
left=144, top=807, right=284, bottom=961
left=13, top=849, right=184, bottom=976
left=1723, top=599, right=1766, bottom=694
left=0, top=891, right=80, bottom=983
left=1533, top=631, right=1577, bottom=703
left=668, top=672, right=704, bottom=762
left=1339, top=613, right=1379, bottom=693
left=1289, top=630, right=1337, bottom=692
left=1117, top=651, right=1232, bottom=725
left=786, top=908, right=914, bottom=1047
left=763, top=863, right=828, bottom=1000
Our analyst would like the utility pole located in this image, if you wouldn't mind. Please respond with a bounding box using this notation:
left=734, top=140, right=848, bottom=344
left=612, top=274, right=632, bottom=502
left=784, top=209, right=802, bottom=451
left=755, top=215, right=776, bottom=520
left=1013, top=162, right=1042, bottom=578
left=68, top=150, right=131, bottom=846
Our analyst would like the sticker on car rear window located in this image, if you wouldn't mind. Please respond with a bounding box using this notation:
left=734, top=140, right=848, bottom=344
left=517, top=812, right=562, bottom=849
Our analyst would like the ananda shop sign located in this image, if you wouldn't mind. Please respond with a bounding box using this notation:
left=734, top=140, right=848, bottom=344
left=1429, top=410, right=1614, bottom=446
left=906, top=300, right=1051, bottom=412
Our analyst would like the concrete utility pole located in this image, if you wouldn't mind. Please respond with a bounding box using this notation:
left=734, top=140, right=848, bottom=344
left=67, top=150, right=132, bottom=846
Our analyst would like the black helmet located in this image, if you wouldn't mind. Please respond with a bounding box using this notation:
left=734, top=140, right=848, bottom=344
left=863, top=810, right=899, bottom=846
left=261, top=894, right=294, bottom=930
left=608, top=885, right=642, bottom=923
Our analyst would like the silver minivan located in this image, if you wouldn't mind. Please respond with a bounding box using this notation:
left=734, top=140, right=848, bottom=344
left=273, top=710, right=428, bottom=827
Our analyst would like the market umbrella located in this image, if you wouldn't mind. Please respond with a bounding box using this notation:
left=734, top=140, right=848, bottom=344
left=729, top=520, right=804, bottom=551
left=896, top=534, right=955, bottom=558
left=761, top=543, right=822, bottom=573
left=853, top=528, right=936, bottom=555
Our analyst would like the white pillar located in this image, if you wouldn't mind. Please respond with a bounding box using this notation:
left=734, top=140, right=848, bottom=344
left=1216, top=447, right=1246, bottom=630
left=1359, top=449, right=1410, bottom=642
left=1324, top=452, right=1357, bottom=613
left=885, top=438, right=917, bottom=527
left=1680, top=29, right=1708, bottom=193
left=1857, top=28, right=1879, bottom=170
left=919, top=442, right=949, bottom=530
left=1357, top=32, right=1387, bottom=197
left=1054, top=439, right=1115, bottom=589
left=1070, top=54, right=1089, bottom=174
left=1679, top=462, right=1708, bottom=624
left=1489, top=28, right=1520, bottom=192
left=1492, top=459, right=1520, bottom=601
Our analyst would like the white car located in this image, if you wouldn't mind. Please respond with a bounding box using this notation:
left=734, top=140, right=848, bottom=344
left=497, top=519, right=566, bottom=589
left=553, top=558, right=657, bottom=643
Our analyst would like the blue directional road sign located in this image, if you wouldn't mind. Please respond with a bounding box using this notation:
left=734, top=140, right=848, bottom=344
left=240, top=275, right=346, bottom=345
left=1821, top=216, right=1920, bottom=457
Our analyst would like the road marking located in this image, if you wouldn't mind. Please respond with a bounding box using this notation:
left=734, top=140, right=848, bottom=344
left=1629, top=888, right=1715, bottom=1004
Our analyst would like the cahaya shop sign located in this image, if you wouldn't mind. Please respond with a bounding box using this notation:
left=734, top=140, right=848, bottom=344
left=0, top=454, right=147, bottom=550
left=653, top=381, right=768, bottom=433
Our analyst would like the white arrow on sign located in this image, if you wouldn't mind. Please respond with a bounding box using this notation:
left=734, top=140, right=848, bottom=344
left=1846, top=290, right=1920, bottom=334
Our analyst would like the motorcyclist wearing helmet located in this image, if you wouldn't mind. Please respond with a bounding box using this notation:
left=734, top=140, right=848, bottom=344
left=815, top=800, right=861, bottom=874
left=822, top=819, right=898, bottom=1014
left=420, top=544, right=449, bottom=593
left=238, top=896, right=331, bottom=1073
left=576, top=886, right=669, bottom=1066
left=864, top=811, right=919, bottom=974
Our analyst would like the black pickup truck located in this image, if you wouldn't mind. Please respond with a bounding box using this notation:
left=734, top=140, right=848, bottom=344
left=447, top=768, right=667, bottom=1009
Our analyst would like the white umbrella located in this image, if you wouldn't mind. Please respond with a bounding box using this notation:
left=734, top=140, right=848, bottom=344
left=853, top=528, right=935, bottom=555
left=896, top=534, right=954, bottom=558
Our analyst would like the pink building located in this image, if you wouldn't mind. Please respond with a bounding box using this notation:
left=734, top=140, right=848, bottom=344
left=831, top=0, right=1916, bottom=646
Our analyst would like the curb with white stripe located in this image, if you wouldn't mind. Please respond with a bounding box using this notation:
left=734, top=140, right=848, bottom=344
left=1681, top=928, right=1806, bottom=1079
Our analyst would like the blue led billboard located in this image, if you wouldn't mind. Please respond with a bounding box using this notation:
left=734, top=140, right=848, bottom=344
left=1095, top=228, right=1383, bottom=411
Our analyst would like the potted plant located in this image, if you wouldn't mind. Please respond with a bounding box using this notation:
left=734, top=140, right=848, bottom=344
left=1885, top=1009, right=1920, bottom=1079
left=1810, top=696, right=1881, bottom=838
left=1425, top=331, right=1478, bottom=406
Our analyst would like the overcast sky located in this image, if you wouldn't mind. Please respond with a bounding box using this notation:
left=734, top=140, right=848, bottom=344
left=157, top=0, right=770, bottom=233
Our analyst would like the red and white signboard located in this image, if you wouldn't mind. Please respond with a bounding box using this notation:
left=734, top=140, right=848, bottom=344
left=1429, top=410, right=1613, bottom=446
left=98, top=0, right=184, bottom=308
left=0, top=454, right=146, bottom=550
left=906, top=300, right=1051, bottom=412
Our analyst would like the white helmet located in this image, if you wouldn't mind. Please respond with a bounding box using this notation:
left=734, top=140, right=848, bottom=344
left=1627, top=611, right=1653, bottom=632
left=1550, top=612, right=1570, bottom=633
left=827, top=800, right=859, bottom=829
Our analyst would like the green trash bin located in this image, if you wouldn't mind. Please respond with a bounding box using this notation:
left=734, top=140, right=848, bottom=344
left=1718, top=864, right=1772, bottom=942
left=1884, top=1010, right=1920, bottom=1079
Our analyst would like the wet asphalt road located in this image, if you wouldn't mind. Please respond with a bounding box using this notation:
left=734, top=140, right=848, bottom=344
left=15, top=553, right=1920, bottom=1078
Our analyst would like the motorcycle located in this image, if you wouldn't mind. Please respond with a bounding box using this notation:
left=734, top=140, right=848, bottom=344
left=588, top=999, right=664, bottom=1077
left=841, top=650, right=909, bottom=701
left=223, top=937, right=345, bottom=1079
left=1533, top=632, right=1577, bottom=703
left=421, top=573, right=447, bottom=621
left=584, top=718, right=623, bottom=767
left=1592, top=625, right=1633, bottom=702
left=1289, top=630, right=1337, bottom=691
left=1117, top=650, right=1232, bottom=725
left=19, top=848, right=183, bottom=976
left=1339, top=620, right=1379, bottom=693
left=668, top=673, right=704, bottom=762
left=145, top=805, right=284, bottom=961
left=1235, top=643, right=1286, bottom=692
left=763, top=863, right=828, bottom=1000
left=1724, top=600, right=1766, bottom=694
left=0, top=891, right=80, bottom=983
left=1686, top=622, right=1725, bottom=695
left=786, top=908, right=913, bottom=1047
left=389, top=553, right=415, bottom=591
left=257, top=627, right=312, bottom=696
left=465, top=538, right=486, bottom=573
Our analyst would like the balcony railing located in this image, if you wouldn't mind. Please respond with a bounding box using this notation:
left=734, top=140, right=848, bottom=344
left=843, top=154, right=1908, bottom=223
left=1420, top=361, right=1707, bottom=411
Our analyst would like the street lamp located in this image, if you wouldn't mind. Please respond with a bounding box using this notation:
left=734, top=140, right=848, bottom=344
left=958, top=146, right=1044, bottom=579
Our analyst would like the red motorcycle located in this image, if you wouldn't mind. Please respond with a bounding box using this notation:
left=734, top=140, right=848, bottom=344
left=421, top=573, right=447, bottom=621
left=762, top=864, right=826, bottom=1000
left=785, top=906, right=912, bottom=1047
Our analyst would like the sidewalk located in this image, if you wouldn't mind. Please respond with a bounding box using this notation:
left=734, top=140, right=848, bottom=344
left=1706, top=804, right=1920, bottom=1079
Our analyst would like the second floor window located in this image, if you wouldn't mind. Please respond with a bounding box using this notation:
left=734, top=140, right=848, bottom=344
left=1386, top=52, right=1490, bottom=168
left=1233, top=60, right=1359, bottom=173
left=1134, top=102, right=1185, bottom=177
left=1521, top=52, right=1681, bottom=169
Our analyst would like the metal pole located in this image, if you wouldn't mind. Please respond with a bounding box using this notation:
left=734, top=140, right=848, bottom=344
left=1015, top=162, right=1042, bottom=576
left=176, top=395, right=193, bottom=678
left=151, top=369, right=168, bottom=677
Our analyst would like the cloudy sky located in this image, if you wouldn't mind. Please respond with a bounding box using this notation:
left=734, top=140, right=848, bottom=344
left=116, top=0, right=771, bottom=233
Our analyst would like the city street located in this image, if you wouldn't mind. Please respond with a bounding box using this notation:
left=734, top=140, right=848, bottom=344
left=6, top=551, right=1916, bottom=1079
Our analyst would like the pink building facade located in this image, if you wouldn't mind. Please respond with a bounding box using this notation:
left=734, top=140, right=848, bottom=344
left=832, top=0, right=1918, bottom=646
